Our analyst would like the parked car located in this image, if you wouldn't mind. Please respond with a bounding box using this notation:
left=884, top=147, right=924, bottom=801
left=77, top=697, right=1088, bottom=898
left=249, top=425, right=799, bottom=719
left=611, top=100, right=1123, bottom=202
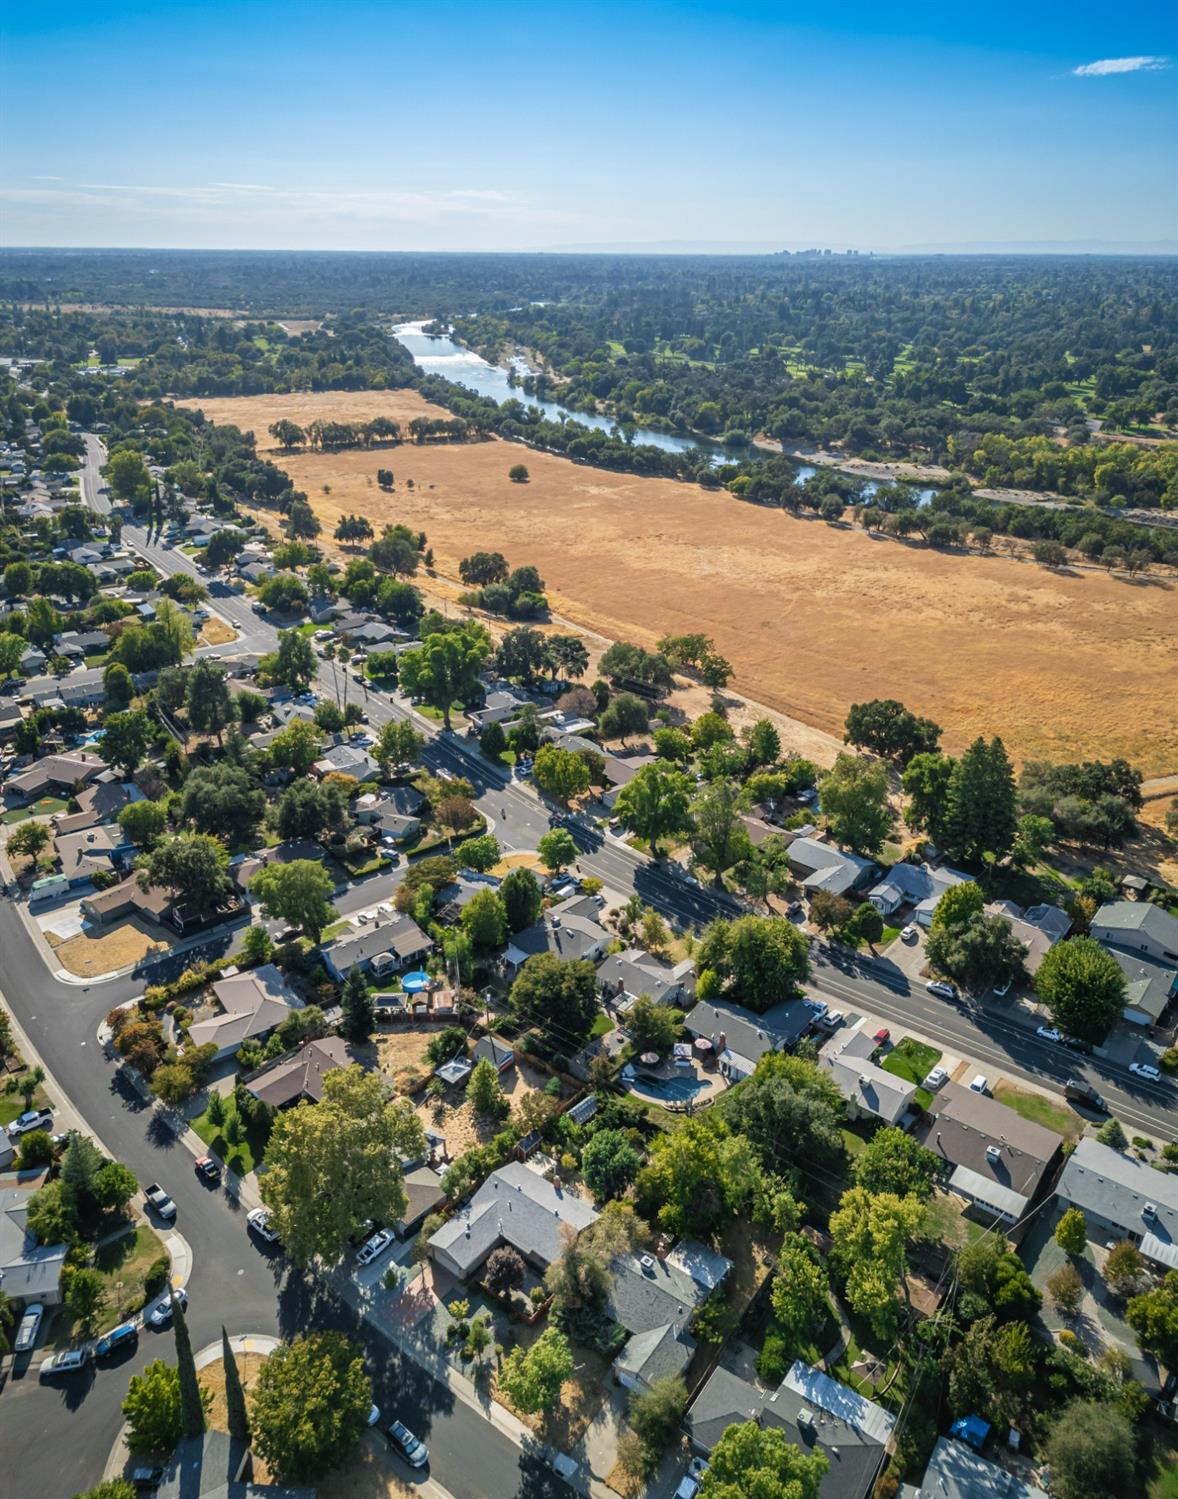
left=1064, top=1079, right=1107, bottom=1110
left=1129, top=1062, right=1161, bottom=1082
left=386, top=1420, right=429, bottom=1467
left=676, top=1456, right=710, bottom=1497
left=40, top=1348, right=92, bottom=1378
left=194, top=1155, right=221, bottom=1182
left=803, top=998, right=827, bottom=1016
left=95, top=1322, right=139, bottom=1358
left=147, top=1287, right=187, bottom=1328
left=926, top=980, right=957, bottom=1000
left=368, top=1403, right=382, bottom=1427
left=968, top=1075, right=989, bottom=1095
left=130, top=1465, right=164, bottom=1493
left=1035, top=1025, right=1063, bottom=1044
left=247, top=1207, right=279, bottom=1243
left=992, top=978, right=1012, bottom=997
left=10, top=1107, right=54, bottom=1137
left=14, top=1303, right=44, bottom=1354
left=813, top=1010, right=844, bottom=1032
left=144, top=1182, right=176, bottom=1220
left=900, top=925, right=918, bottom=943
left=1061, top=1034, right=1094, bottom=1055
left=922, top=1066, right=950, bottom=1091
left=357, top=1228, right=394, bottom=1267
left=872, top=1027, right=891, bottom=1047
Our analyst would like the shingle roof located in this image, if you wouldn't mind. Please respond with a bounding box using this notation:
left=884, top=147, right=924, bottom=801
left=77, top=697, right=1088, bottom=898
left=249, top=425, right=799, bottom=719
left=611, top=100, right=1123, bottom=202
left=920, top=1083, right=1061, bottom=1207
left=684, top=997, right=809, bottom=1067
left=819, top=1029, right=916, bottom=1125
left=322, top=915, right=432, bottom=974
left=429, top=1162, right=598, bottom=1277
left=188, top=965, right=300, bottom=1050
left=1094, top=900, right=1178, bottom=947
left=0, top=1184, right=68, bottom=1301
left=1057, top=1136, right=1178, bottom=1257
left=246, top=1036, right=354, bottom=1108
left=915, top=1438, right=1048, bottom=1499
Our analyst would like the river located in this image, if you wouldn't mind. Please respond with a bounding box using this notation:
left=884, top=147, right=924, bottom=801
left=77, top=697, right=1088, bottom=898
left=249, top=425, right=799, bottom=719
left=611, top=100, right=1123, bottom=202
left=392, top=320, right=935, bottom=503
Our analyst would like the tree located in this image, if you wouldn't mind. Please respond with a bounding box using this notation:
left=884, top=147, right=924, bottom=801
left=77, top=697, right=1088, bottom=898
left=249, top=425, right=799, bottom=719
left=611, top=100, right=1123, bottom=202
left=1104, top=1241, right=1146, bottom=1297
left=1048, top=1263, right=1084, bottom=1317
left=1056, top=1207, right=1088, bottom=1257
left=653, top=726, right=692, bottom=763
left=1126, top=1269, right=1178, bottom=1366
left=819, top=752, right=893, bottom=855
left=398, top=628, right=489, bottom=729
left=122, top=1360, right=183, bottom=1453
left=455, top=832, right=500, bottom=872
left=145, top=833, right=232, bottom=916
left=269, top=717, right=323, bottom=775
left=925, top=910, right=1028, bottom=992
left=180, top=764, right=265, bottom=842
left=103, top=660, right=134, bottom=709
left=8, top=820, right=50, bottom=865
left=171, top=1286, right=205, bottom=1438
left=501, top=866, right=543, bottom=931
left=459, top=551, right=509, bottom=586
left=599, top=692, right=649, bottom=743
left=943, top=736, right=1018, bottom=864
left=1035, top=937, right=1126, bottom=1042
left=467, top=1057, right=507, bottom=1118
left=185, top=659, right=234, bottom=743
left=829, top=1186, right=924, bottom=1339
left=508, top=463, right=530, bottom=483
left=106, top=448, right=151, bottom=505
left=629, top=1376, right=689, bottom=1457
left=479, top=719, right=507, bottom=759
left=64, top=1266, right=108, bottom=1337
left=27, top=1179, right=74, bottom=1244
left=340, top=968, right=374, bottom=1044
left=581, top=1128, right=641, bottom=1201
left=154, top=599, right=195, bottom=663
left=261, top=1066, right=423, bottom=1265
left=1095, top=1115, right=1128, bottom=1149
left=770, top=1234, right=831, bottom=1347
left=626, top=993, right=678, bottom=1055
left=614, top=762, right=693, bottom=857
left=1044, top=1400, right=1136, bottom=1499
left=117, top=797, right=168, bottom=849
left=533, top=743, right=591, bottom=805
left=271, top=628, right=317, bottom=690
left=743, top=717, right=781, bottom=767
left=485, top=1245, right=526, bottom=1296
left=276, top=778, right=345, bottom=842
left=692, top=779, right=750, bottom=884
left=537, top=827, right=577, bottom=875
left=637, top=1117, right=762, bottom=1239
left=249, top=859, right=336, bottom=942
left=462, top=888, right=508, bottom=950
left=498, top=1326, right=573, bottom=1414
left=946, top=1314, right=1036, bottom=1427
left=695, top=915, right=809, bottom=1012
left=70, top=1483, right=136, bottom=1499
left=496, top=626, right=548, bottom=683
left=101, top=709, right=152, bottom=772
left=698, top=1420, right=827, bottom=1499
left=93, top=1160, right=138, bottom=1213
left=250, top=1331, right=372, bottom=1482
left=510, top=954, right=599, bottom=1041
left=374, top=718, right=424, bottom=772
left=845, top=699, right=941, bottom=765
left=853, top=1127, right=940, bottom=1200
left=204, top=529, right=245, bottom=570
left=547, top=634, right=589, bottom=680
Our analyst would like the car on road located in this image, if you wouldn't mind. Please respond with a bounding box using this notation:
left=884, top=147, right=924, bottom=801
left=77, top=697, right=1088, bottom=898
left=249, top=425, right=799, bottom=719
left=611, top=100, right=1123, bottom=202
left=40, top=1348, right=91, bottom=1379
left=357, top=1228, right=394, bottom=1267
left=1064, top=1079, right=1107, bottom=1110
left=872, top=1027, right=891, bottom=1047
left=10, top=1107, right=54, bottom=1137
left=922, top=1066, right=950, bottom=1091
left=1035, top=1025, right=1063, bottom=1044
left=900, top=925, right=918, bottom=943
left=144, top=1182, right=177, bottom=1220
left=14, top=1303, right=44, bottom=1354
left=926, top=980, right=957, bottom=1000
left=194, top=1155, right=221, bottom=1182
left=1129, top=1062, right=1162, bottom=1082
left=386, top=1420, right=429, bottom=1467
left=95, top=1322, right=139, bottom=1358
left=368, top=1403, right=382, bottom=1427
left=1061, top=1034, right=1094, bottom=1055
left=813, top=1010, right=845, bottom=1032
left=968, top=1075, right=989, bottom=1095
left=147, top=1287, right=187, bottom=1328
left=247, top=1207, right=279, bottom=1243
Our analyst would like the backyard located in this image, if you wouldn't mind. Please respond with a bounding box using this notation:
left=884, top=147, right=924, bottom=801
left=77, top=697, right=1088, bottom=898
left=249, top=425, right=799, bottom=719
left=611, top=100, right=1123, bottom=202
left=881, top=1036, right=942, bottom=1110
left=49, top=1224, right=168, bottom=1345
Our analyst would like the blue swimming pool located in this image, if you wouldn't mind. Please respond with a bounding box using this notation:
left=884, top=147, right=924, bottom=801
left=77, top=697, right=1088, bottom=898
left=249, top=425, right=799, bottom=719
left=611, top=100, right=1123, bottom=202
left=630, top=1074, right=707, bottom=1103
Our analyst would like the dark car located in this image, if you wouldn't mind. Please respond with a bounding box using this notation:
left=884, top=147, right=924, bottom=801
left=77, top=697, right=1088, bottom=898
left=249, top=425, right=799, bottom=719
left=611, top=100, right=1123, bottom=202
left=1061, top=1035, right=1094, bottom=1056
left=95, top=1321, right=139, bottom=1359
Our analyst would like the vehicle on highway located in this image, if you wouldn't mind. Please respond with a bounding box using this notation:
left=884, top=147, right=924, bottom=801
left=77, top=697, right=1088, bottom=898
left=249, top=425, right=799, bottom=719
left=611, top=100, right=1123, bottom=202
left=194, top=1155, right=221, bottom=1182
left=147, top=1287, right=187, bottom=1328
left=357, top=1227, right=394, bottom=1267
left=1064, top=1079, right=1107, bottom=1110
left=40, top=1347, right=91, bottom=1378
left=922, top=1066, right=950, bottom=1091
left=1035, top=1025, right=1063, bottom=1044
left=144, top=1182, right=177, bottom=1220
left=926, top=980, right=957, bottom=1000
left=1129, top=1062, right=1161, bottom=1082
left=872, top=1027, right=891, bottom=1047
left=813, top=1010, right=844, bottom=1032
left=14, top=1303, right=44, bottom=1354
left=900, top=925, right=918, bottom=943
left=968, top=1075, right=989, bottom=1095
left=247, top=1207, right=279, bottom=1243
left=95, top=1322, right=139, bottom=1358
left=9, top=1107, right=54, bottom=1137
left=386, top=1420, right=429, bottom=1467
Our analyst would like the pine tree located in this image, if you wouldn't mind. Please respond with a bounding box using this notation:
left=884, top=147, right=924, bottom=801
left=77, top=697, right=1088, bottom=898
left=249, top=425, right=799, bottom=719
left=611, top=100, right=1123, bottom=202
left=340, top=968, right=374, bottom=1043
left=171, top=1288, right=206, bottom=1438
left=943, top=736, right=1017, bottom=864
left=222, top=1326, right=250, bottom=1442
left=59, top=1131, right=103, bottom=1216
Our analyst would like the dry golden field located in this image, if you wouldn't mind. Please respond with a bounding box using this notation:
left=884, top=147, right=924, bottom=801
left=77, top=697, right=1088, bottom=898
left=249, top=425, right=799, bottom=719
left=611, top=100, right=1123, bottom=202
left=181, top=391, right=1178, bottom=774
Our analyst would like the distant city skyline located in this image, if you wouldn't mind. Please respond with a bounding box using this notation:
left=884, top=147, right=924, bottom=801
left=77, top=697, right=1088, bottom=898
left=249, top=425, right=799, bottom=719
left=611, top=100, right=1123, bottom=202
left=1, top=0, right=1175, bottom=252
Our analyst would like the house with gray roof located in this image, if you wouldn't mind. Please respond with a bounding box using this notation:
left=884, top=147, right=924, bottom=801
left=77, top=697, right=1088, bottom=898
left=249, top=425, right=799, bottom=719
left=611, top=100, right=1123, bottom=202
left=819, top=1027, right=917, bottom=1126
left=1092, top=901, right=1178, bottom=965
left=789, top=836, right=875, bottom=898
left=868, top=861, right=969, bottom=926
left=429, top=1162, right=598, bottom=1279
left=684, top=996, right=810, bottom=1081
left=1105, top=945, right=1178, bottom=1027
left=598, top=948, right=695, bottom=1009
left=688, top=1360, right=894, bottom=1499
left=906, top=1438, right=1048, bottom=1499
left=312, top=743, right=381, bottom=782
left=188, top=965, right=302, bottom=1062
left=321, top=913, right=433, bottom=982
left=4, top=749, right=109, bottom=803
left=53, top=822, right=135, bottom=886
left=1055, top=1135, right=1178, bottom=1269
left=0, top=1183, right=69, bottom=1306
left=607, top=1242, right=731, bottom=1394
left=504, top=907, right=610, bottom=975
left=54, top=777, right=139, bottom=835
left=154, top=1430, right=313, bottom=1499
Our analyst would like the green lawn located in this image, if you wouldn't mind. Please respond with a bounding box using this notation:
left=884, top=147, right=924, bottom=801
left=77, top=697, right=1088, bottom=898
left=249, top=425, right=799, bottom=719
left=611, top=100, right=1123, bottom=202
left=191, top=1099, right=268, bottom=1177
left=992, top=1081, right=1081, bottom=1143
left=588, top=1012, right=613, bottom=1041
left=92, top=1225, right=168, bottom=1328
left=882, top=1037, right=941, bottom=1111
left=880, top=925, right=902, bottom=947
left=920, top=1190, right=991, bottom=1252
left=841, top=1125, right=868, bottom=1160
left=2, top=796, right=68, bottom=824
left=0, top=1083, right=51, bottom=1127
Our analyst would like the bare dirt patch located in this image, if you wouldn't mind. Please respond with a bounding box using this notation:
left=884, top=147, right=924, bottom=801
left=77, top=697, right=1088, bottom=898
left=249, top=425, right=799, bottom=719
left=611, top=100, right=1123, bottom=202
left=46, top=918, right=169, bottom=977
left=372, top=1026, right=438, bottom=1096
left=415, top=1056, right=550, bottom=1158
left=198, top=615, right=238, bottom=647
left=180, top=392, right=1178, bottom=774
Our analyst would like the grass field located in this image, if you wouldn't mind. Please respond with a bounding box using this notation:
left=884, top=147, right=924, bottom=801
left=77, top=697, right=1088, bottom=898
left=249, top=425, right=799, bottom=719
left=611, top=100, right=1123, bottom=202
left=882, top=1037, right=941, bottom=1109
left=181, top=390, right=1178, bottom=773
left=992, top=1080, right=1082, bottom=1142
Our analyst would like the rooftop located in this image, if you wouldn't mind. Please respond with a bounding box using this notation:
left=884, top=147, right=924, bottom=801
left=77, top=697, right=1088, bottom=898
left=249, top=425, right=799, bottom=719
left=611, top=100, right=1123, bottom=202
left=429, top=1161, right=598, bottom=1277
left=910, top=1437, right=1048, bottom=1499
left=1057, top=1135, right=1178, bottom=1261
left=188, top=965, right=301, bottom=1051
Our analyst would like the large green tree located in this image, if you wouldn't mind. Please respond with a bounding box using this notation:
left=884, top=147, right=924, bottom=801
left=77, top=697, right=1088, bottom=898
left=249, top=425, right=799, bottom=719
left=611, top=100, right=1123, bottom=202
left=829, top=1186, right=924, bottom=1339
left=101, top=709, right=152, bottom=772
left=692, top=779, right=751, bottom=884
left=614, top=762, right=693, bottom=857
left=250, top=1332, right=372, bottom=1482
left=698, top=1420, right=827, bottom=1499
left=770, top=1234, right=831, bottom=1349
left=248, top=859, right=336, bottom=942
left=185, top=659, right=234, bottom=743
left=501, top=866, right=543, bottom=931
left=533, top=743, right=591, bottom=805
left=398, top=627, right=489, bottom=729
left=818, top=752, right=893, bottom=855
left=1044, top=1400, right=1137, bottom=1499
left=498, top=1327, right=574, bottom=1415
left=636, top=1117, right=762, bottom=1239
left=144, top=833, right=233, bottom=915
left=943, top=736, right=1018, bottom=864
left=852, top=1126, right=940, bottom=1200
left=1034, top=937, right=1126, bottom=1042
left=695, top=915, right=809, bottom=1012
left=510, top=954, right=599, bottom=1042
left=1126, top=1268, right=1178, bottom=1367
left=121, top=1360, right=184, bottom=1453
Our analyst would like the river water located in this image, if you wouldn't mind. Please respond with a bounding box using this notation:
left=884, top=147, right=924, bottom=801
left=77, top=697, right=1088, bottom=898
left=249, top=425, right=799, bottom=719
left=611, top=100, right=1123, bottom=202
left=392, top=320, right=934, bottom=502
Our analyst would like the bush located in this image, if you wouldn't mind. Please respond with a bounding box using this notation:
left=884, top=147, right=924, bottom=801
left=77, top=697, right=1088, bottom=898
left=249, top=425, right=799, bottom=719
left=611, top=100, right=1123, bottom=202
left=144, top=1255, right=171, bottom=1296
left=1160, top=1046, right=1178, bottom=1073
left=756, top=1328, right=789, bottom=1384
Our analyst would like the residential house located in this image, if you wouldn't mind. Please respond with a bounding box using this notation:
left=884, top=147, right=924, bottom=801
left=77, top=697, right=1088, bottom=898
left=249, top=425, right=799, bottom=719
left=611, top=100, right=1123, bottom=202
left=1105, top=946, right=1178, bottom=1028
left=819, top=1027, right=917, bottom=1125
left=684, top=997, right=811, bottom=1081
left=472, top=1035, right=516, bottom=1074
left=918, top=1083, right=1063, bottom=1228
left=503, top=907, right=610, bottom=975
left=81, top=873, right=176, bottom=927
left=154, top=1431, right=314, bottom=1499
left=689, top=1360, right=894, bottom=1499
left=312, top=743, right=381, bottom=782
left=236, top=560, right=274, bottom=586
left=342, top=619, right=406, bottom=649
left=0, top=1183, right=69, bottom=1307
left=398, top=1165, right=448, bottom=1238
left=187, top=965, right=302, bottom=1062
left=0, top=702, right=28, bottom=739
left=1092, top=900, right=1178, bottom=966
left=433, top=871, right=503, bottom=926
left=53, top=777, right=139, bottom=835
left=867, top=861, right=968, bottom=926
left=597, top=947, right=696, bottom=1010
left=18, top=645, right=46, bottom=675
left=429, top=1161, right=598, bottom=1279
left=53, top=629, right=109, bottom=660
left=608, top=1241, right=731, bottom=1393
left=321, top=914, right=433, bottom=983
left=988, top=901, right=1071, bottom=977
left=1054, top=1135, right=1178, bottom=1269
left=907, top=1438, right=1048, bottom=1499
left=466, top=682, right=532, bottom=733
left=245, top=1036, right=357, bottom=1109
left=53, top=823, right=135, bottom=887
left=600, top=751, right=659, bottom=810
left=4, top=750, right=109, bottom=803
left=354, top=788, right=426, bottom=844
left=788, top=836, right=876, bottom=898
left=233, top=841, right=343, bottom=898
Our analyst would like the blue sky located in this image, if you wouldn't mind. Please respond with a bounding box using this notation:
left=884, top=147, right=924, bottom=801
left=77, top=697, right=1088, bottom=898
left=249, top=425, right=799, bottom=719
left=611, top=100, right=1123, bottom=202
left=1, top=0, right=1175, bottom=251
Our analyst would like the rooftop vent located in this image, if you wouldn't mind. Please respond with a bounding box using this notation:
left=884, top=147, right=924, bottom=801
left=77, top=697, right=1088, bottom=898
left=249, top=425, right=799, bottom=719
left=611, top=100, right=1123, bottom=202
left=797, top=1408, right=814, bottom=1429
left=985, top=1145, right=1003, bottom=1165
left=1144, top=1202, right=1157, bottom=1218
left=640, top=1254, right=655, bottom=1272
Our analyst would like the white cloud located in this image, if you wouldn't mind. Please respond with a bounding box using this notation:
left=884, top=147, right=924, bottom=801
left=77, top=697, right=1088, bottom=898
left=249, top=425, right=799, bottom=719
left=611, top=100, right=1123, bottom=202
left=1073, top=55, right=1168, bottom=76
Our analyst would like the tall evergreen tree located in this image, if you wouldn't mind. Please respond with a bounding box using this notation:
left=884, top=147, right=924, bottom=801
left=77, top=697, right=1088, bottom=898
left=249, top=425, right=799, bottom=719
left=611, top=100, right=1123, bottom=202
left=59, top=1131, right=104, bottom=1217
left=339, top=967, right=374, bottom=1043
left=943, top=736, right=1017, bottom=864
left=222, top=1326, right=250, bottom=1442
left=171, top=1288, right=206, bottom=1438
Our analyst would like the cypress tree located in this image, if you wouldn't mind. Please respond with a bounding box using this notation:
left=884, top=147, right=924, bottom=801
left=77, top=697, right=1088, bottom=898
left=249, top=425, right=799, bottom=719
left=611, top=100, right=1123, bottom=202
left=340, top=967, right=374, bottom=1043
left=171, top=1287, right=206, bottom=1438
left=221, top=1325, right=250, bottom=1442
left=944, top=736, right=1017, bottom=865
